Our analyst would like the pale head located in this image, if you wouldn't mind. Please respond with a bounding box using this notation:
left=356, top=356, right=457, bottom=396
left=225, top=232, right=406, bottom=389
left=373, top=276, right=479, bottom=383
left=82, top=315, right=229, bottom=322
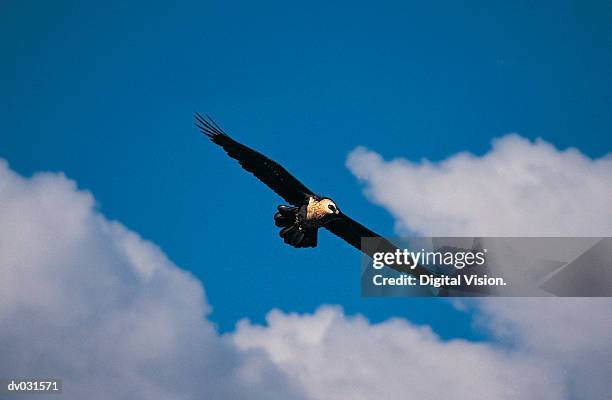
left=319, top=198, right=340, bottom=215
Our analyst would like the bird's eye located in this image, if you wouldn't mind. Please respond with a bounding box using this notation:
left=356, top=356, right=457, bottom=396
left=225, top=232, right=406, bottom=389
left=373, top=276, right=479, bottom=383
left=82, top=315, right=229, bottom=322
left=328, top=204, right=336, bottom=212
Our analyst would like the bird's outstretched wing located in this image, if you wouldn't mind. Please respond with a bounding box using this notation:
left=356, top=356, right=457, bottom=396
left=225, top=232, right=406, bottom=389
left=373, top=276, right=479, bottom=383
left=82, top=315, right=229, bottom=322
left=324, top=214, right=381, bottom=254
left=196, top=113, right=315, bottom=206
left=325, top=214, right=432, bottom=277
left=324, top=213, right=398, bottom=257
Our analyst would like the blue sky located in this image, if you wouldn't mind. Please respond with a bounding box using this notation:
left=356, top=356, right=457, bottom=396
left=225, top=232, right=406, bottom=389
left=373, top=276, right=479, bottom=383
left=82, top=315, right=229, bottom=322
left=2, top=0, right=611, bottom=338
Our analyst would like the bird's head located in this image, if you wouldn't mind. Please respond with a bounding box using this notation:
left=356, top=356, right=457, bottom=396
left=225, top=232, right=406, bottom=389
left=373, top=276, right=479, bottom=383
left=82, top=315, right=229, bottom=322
left=319, top=198, right=340, bottom=216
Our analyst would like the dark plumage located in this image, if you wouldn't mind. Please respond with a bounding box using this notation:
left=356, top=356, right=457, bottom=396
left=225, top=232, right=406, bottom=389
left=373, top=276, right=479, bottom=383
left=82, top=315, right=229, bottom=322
left=196, top=113, right=312, bottom=206
left=195, top=113, right=432, bottom=277
left=274, top=205, right=318, bottom=248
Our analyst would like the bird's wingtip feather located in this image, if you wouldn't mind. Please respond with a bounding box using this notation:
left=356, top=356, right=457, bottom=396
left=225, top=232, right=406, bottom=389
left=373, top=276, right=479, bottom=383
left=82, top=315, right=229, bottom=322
left=194, top=112, right=227, bottom=139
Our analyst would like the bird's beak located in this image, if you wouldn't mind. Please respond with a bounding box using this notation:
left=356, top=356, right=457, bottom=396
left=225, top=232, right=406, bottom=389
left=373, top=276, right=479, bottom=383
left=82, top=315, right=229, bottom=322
left=335, top=209, right=340, bottom=215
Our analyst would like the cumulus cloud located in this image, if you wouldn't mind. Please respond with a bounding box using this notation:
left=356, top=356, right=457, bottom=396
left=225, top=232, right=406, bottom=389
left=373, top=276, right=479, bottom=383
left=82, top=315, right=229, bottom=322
left=476, top=299, right=612, bottom=400
left=0, top=159, right=304, bottom=400
left=233, top=306, right=563, bottom=400
left=343, top=134, right=612, bottom=399
left=2, top=131, right=611, bottom=400
left=346, top=134, right=612, bottom=236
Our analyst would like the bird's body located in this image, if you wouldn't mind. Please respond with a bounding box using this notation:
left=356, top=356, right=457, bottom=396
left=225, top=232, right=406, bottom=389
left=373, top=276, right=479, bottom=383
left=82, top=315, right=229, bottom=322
left=274, top=196, right=340, bottom=248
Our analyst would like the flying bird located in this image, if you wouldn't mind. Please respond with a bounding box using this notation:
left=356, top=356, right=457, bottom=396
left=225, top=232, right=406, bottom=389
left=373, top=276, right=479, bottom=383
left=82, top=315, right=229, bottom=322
left=195, top=113, right=430, bottom=277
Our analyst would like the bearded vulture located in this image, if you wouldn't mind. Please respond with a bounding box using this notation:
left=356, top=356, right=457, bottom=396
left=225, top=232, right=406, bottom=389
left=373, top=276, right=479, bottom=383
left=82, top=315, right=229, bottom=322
left=195, top=113, right=430, bottom=276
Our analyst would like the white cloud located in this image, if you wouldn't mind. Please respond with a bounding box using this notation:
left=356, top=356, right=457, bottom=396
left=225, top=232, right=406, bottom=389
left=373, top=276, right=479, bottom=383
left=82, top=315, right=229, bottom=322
left=2, top=131, right=611, bottom=400
left=476, top=299, right=612, bottom=400
left=344, top=134, right=612, bottom=399
left=233, top=306, right=563, bottom=400
left=346, top=134, right=612, bottom=236
left=0, top=159, right=304, bottom=400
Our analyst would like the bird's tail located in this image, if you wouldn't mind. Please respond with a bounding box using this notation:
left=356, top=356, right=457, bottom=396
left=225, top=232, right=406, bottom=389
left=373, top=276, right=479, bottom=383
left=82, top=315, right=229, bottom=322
left=274, top=205, right=317, bottom=248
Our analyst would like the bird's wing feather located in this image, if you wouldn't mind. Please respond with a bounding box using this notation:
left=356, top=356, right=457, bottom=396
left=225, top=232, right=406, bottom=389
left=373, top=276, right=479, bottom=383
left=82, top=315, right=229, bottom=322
left=196, top=113, right=315, bottom=206
left=325, top=214, right=432, bottom=277
left=324, top=213, right=393, bottom=256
